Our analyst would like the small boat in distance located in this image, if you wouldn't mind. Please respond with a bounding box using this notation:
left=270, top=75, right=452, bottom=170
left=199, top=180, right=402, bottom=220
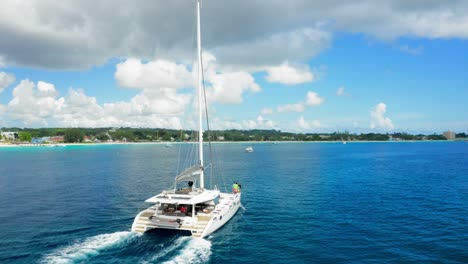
left=341, top=137, right=347, bottom=144
left=245, top=146, right=253, bottom=153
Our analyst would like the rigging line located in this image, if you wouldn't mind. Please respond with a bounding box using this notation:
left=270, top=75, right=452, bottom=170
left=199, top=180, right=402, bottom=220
left=200, top=51, right=215, bottom=189
left=211, top=131, right=224, bottom=192
left=176, top=128, right=187, bottom=176
left=178, top=0, right=197, bottom=185
left=176, top=135, right=182, bottom=186
left=190, top=0, right=197, bottom=69
left=211, top=132, right=221, bottom=190
left=214, top=134, right=227, bottom=192
left=184, top=131, right=196, bottom=173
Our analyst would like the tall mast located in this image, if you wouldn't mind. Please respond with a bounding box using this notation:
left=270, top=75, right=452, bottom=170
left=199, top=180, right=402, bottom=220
left=197, top=0, right=204, bottom=189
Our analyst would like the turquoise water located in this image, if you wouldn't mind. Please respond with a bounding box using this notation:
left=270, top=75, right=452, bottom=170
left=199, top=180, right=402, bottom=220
left=0, top=142, right=467, bottom=263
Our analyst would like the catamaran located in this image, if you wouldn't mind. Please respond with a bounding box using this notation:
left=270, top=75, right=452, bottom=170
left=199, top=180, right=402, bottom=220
left=131, top=0, right=241, bottom=239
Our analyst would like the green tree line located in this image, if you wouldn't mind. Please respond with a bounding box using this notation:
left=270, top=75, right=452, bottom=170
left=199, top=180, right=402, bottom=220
left=2, top=127, right=466, bottom=143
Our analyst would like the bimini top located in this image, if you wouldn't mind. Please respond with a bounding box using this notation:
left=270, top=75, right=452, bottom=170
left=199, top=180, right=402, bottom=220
left=145, top=189, right=220, bottom=205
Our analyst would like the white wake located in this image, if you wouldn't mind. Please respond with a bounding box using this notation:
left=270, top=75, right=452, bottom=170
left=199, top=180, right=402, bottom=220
left=41, top=231, right=137, bottom=264
left=145, top=237, right=212, bottom=264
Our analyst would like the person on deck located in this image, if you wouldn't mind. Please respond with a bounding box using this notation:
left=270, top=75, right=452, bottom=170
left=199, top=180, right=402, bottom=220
left=180, top=205, right=187, bottom=213
left=232, top=182, right=239, bottom=193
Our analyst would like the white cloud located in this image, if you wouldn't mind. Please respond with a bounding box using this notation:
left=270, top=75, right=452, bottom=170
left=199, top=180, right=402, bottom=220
left=197, top=52, right=261, bottom=104
left=2, top=50, right=263, bottom=128
left=213, top=27, right=331, bottom=70
left=3, top=79, right=191, bottom=128
left=336, top=86, right=345, bottom=96
left=104, top=89, right=191, bottom=117
left=265, top=62, right=315, bottom=85
left=37, top=81, right=59, bottom=97
left=305, top=91, right=324, bottom=106
left=114, top=53, right=260, bottom=105
left=330, top=2, right=468, bottom=40
left=370, top=102, right=394, bottom=130
left=8, top=79, right=63, bottom=126
left=277, top=91, right=323, bottom=113
left=277, top=103, right=306, bottom=113
left=207, top=71, right=260, bottom=104
left=396, top=10, right=468, bottom=39
left=298, top=116, right=322, bottom=130
left=0, top=72, right=15, bottom=93
left=261, top=108, right=273, bottom=115
left=115, top=58, right=193, bottom=90
left=1, top=1, right=468, bottom=69
left=399, top=44, right=424, bottom=55
left=211, top=115, right=276, bottom=130
left=53, top=89, right=103, bottom=127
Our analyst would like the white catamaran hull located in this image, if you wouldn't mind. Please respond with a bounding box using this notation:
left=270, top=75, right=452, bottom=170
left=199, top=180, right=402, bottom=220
left=132, top=0, right=242, bottom=240
left=132, top=193, right=241, bottom=238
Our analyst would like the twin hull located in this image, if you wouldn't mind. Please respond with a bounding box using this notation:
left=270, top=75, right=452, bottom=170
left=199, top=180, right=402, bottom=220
left=132, top=193, right=241, bottom=238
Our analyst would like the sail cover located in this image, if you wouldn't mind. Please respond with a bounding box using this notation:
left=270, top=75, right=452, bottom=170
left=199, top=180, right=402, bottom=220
left=175, top=165, right=203, bottom=182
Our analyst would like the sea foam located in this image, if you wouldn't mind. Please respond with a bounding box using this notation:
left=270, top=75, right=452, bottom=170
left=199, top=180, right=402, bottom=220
left=144, top=237, right=211, bottom=264
left=41, top=231, right=136, bottom=264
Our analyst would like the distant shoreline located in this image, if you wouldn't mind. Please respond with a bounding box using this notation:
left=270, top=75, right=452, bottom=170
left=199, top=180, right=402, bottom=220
left=1, top=140, right=463, bottom=148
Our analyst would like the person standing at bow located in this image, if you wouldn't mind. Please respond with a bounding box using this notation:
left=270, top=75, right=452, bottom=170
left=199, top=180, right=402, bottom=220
left=232, top=182, right=239, bottom=193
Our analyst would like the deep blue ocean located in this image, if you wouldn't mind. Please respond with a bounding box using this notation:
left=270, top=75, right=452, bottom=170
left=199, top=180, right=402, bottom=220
left=0, top=142, right=467, bottom=263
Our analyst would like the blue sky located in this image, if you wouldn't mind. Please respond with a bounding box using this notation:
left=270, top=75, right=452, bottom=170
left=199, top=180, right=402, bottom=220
left=0, top=1, right=467, bottom=133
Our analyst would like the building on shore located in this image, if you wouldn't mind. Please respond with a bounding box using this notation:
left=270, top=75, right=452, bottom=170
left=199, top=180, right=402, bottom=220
left=443, top=131, right=455, bottom=140
left=0, top=131, right=19, bottom=141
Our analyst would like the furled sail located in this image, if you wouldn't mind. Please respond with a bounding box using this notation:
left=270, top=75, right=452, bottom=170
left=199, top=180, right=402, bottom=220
left=175, top=165, right=203, bottom=182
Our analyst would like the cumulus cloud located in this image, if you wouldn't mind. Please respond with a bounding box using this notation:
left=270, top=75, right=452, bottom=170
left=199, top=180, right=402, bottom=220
left=113, top=52, right=260, bottom=105
left=305, top=91, right=324, bottom=106
left=2, top=1, right=467, bottom=69
left=195, top=52, right=261, bottom=104
left=37, top=81, right=59, bottom=97
left=211, top=115, right=276, bottom=130
left=298, top=116, right=321, bottom=130
left=261, top=108, right=273, bottom=115
left=277, top=103, right=306, bottom=113
left=115, top=58, right=193, bottom=90
left=2, top=50, right=263, bottom=127
left=104, top=89, right=191, bottom=117
left=370, top=102, right=394, bottom=130
left=3, top=79, right=190, bottom=128
left=207, top=71, right=260, bottom=104
left=8, top=80, right=63, bottom=125
left=0, top=72, right=15, bottom=93
left=277, top=91, right=324, bottom=113
left=215, top=27, right=331, bottom=70
left=265, top=62, right=314, bottom=85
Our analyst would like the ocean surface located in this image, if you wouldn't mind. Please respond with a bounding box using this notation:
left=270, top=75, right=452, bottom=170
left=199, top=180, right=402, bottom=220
left=0, top=142, right=467, bottom=263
